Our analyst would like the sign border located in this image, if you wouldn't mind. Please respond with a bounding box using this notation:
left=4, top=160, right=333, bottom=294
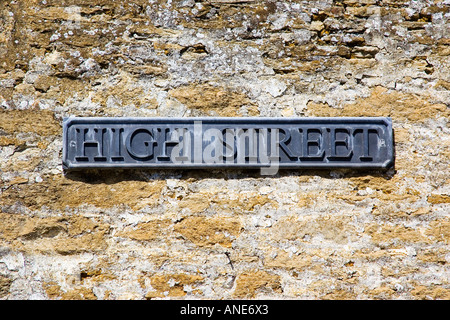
left=62, top=117, right=394, bottom=170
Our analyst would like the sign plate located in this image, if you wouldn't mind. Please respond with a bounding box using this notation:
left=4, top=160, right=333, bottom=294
left=62, top=117, right=394, bottom=172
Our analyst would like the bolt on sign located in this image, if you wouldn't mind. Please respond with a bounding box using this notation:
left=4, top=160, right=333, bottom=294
left=62, top=117, right=394, bottom=175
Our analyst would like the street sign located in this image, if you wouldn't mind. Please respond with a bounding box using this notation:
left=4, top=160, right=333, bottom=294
left=62, top=117, right=394, bottom=172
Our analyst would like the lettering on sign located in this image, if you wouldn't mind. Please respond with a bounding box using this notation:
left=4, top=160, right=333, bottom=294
left=62, top=117, right=394, bottom=175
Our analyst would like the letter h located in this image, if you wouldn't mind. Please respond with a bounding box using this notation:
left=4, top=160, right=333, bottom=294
left=75, top=127, right=106, bottom=162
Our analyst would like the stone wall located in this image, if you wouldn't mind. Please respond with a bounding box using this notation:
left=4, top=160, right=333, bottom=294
left=0, top=0, right=449, bottom=299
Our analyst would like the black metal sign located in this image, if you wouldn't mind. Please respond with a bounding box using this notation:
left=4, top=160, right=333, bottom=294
left=62, top=117, right=394, bottom=173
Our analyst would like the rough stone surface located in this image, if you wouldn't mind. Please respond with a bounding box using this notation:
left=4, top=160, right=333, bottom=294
left=0, top=0, right=449, bottom=300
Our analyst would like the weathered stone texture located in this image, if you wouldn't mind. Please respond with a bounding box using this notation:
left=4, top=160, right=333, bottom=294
left=0, top=0, right=449, bottom=299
